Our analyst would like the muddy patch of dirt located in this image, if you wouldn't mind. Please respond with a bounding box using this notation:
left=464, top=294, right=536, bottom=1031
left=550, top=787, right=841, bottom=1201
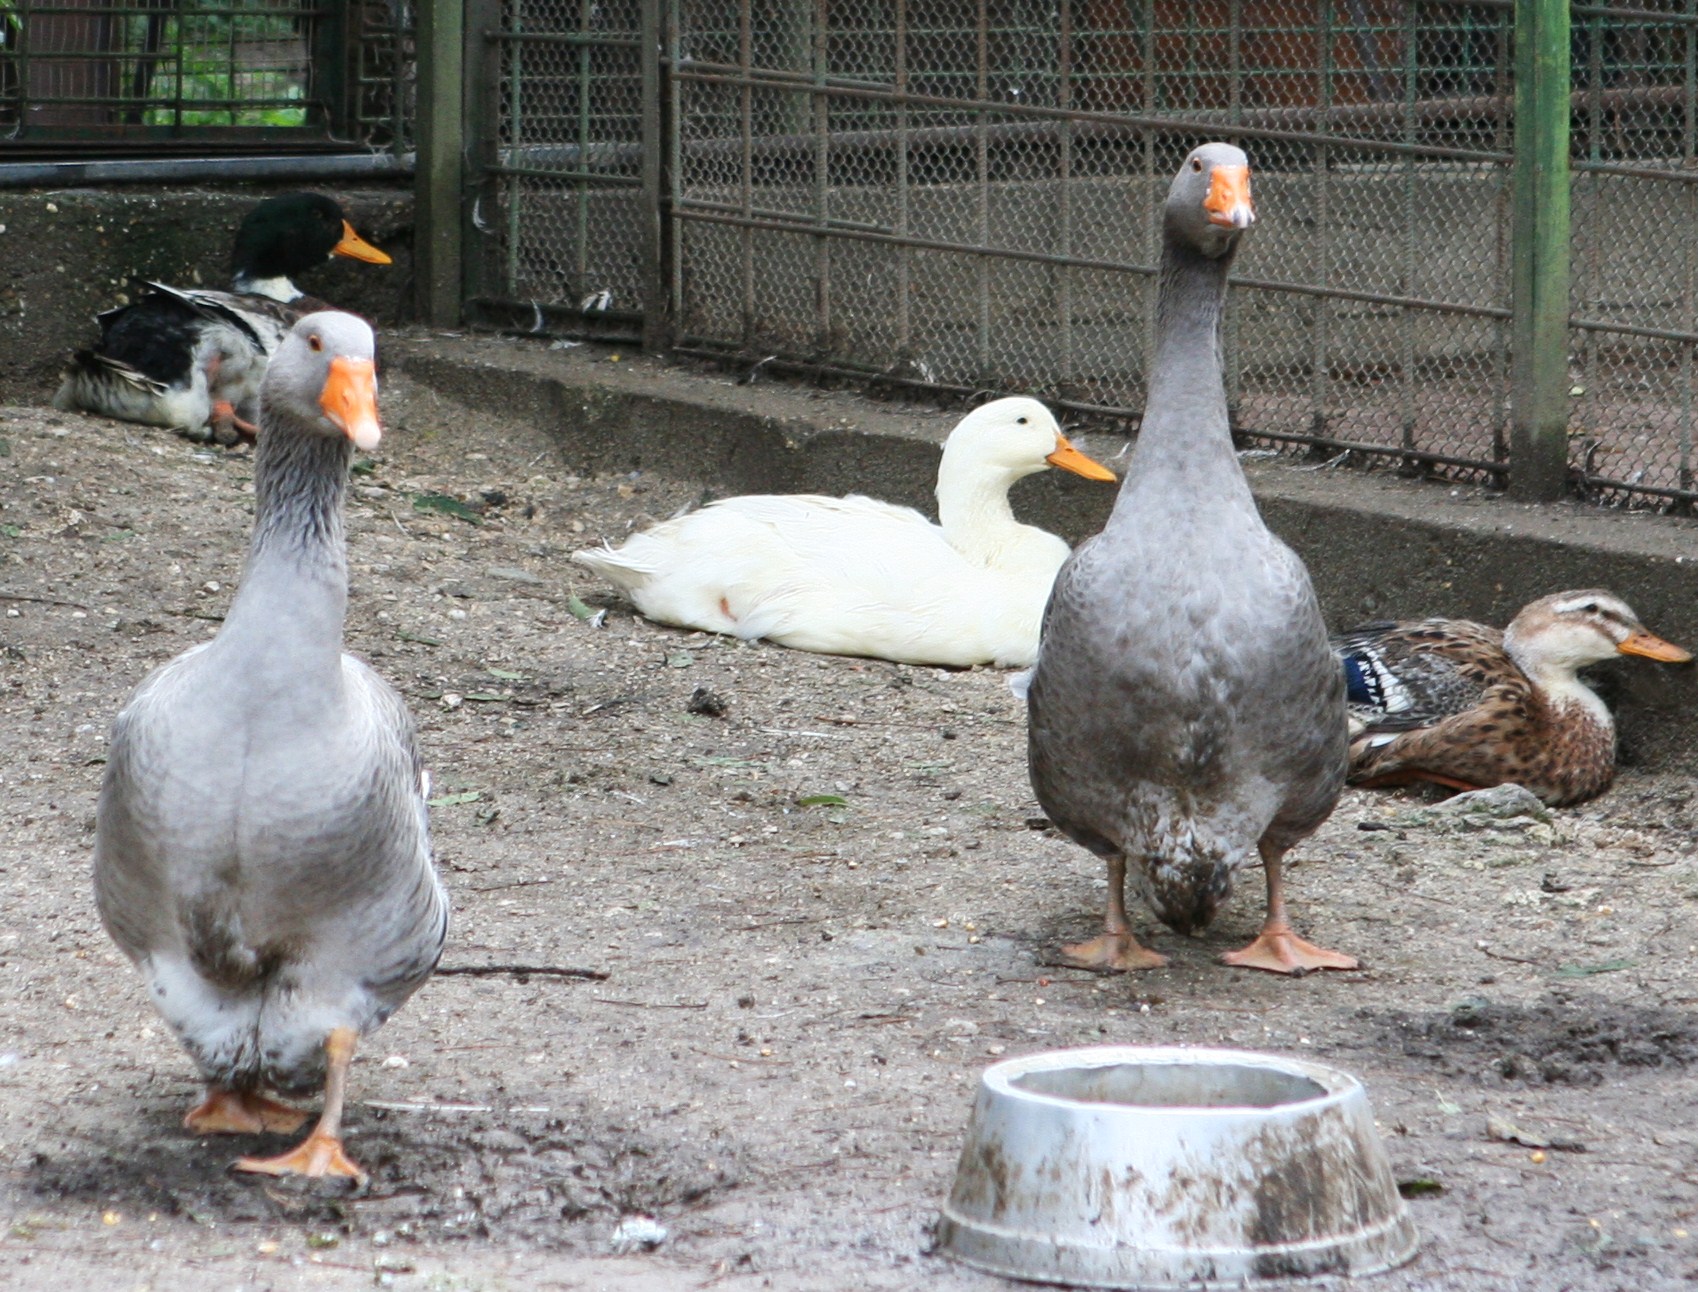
left=29, top=1103, right=734, bottom=1243
left=1376, top=998, right=1698, bottom=1085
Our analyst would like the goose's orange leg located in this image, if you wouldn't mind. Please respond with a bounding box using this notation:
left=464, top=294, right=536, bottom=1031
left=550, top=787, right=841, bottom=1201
left=1222, top=841, right=1358, bottom=975
left=184, top=1086, right=309, bottom=1135
left=1061, top=852, right=1169, bottom=971
left=233, top=1027, right=366, bottom=1184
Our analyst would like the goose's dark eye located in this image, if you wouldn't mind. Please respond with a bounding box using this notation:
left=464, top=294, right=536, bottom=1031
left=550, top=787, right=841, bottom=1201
left=1191, top=158, right=1203, bottom=172
left=308, top=335, right=324, bottom=353
left=1017, top=416, right=1028, bottom=424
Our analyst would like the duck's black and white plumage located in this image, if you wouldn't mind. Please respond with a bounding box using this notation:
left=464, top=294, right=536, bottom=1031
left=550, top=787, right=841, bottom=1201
left=55, top=193, right=391, bottom=444
left=94, top=312, right=445, bottom=1182
left=1338, top=590, right=1690, bottom=806
left=1026, top=143, right=1354, bottom=975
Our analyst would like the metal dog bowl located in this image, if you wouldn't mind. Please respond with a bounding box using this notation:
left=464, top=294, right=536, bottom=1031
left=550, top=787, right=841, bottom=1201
left=937, top=1046, right=1417, bottom=1288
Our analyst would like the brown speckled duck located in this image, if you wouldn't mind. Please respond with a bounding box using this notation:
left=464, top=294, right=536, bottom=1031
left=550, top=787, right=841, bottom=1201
left=1026, top=143, right=1354, bottom=976
left=1338, top=590, right=1690, bottom=806
left=94, top=312, right=446, bottom=1183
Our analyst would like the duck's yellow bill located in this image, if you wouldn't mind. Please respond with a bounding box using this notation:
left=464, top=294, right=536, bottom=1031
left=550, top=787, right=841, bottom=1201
left=333, top=220, right=393, bottom=265
left=1618, top=630, right=1692, bottom=663
left=320, top=356, right=382, bottom=451
left=1204, top=164, right=1255, bottom=230
left=1045, top=435, right=1117, bottom=482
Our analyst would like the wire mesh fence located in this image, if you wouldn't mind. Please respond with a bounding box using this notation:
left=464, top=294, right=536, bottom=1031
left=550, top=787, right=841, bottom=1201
left=451, top=0, right=1698, bottom=510
left=665, top=0, right=1520, bottom=486
left=1569, top=2, right=1698, bottom=504
left=0, top=0, right=411, bottom=151
left=462, top=0, right=650, bottom=334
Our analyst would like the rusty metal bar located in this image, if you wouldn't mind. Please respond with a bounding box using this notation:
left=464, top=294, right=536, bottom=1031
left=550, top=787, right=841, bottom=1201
left=671, top=203, right=1514, bottom=320
left=670, top=65, right=1514, bottom=164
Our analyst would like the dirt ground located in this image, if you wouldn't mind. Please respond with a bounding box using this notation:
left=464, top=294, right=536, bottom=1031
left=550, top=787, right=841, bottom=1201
left=4, top=344, right=1698, bottom=1292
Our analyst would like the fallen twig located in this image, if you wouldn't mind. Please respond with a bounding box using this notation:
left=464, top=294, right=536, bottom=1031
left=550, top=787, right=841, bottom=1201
left=436, top=963, right=609, bottom=980
left=593, top=996, right=708, bottom=1009
left=1479, top=946, right=1541, bottom=965
left=0, top=591, right=89, bottom=610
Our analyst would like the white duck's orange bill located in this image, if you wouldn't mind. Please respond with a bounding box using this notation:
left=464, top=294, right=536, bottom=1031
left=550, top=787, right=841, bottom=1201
left=1046, top=435, right=1117, bottom=482
left=1204, top=164, right=1255, bottom=229
left=320, top=356, right=382, bottom=451
left=1617, top=630, right=1692, bottom=663
left=333, top=220, right=393, bottom=265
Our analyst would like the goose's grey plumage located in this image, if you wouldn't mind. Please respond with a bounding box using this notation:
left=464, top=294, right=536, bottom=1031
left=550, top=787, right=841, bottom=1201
left=1026, top=143, right=1353, bottom=975
left=94, top=310, right=445, bottom=1180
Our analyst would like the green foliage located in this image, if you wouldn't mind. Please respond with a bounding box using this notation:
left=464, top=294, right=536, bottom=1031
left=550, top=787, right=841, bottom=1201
left=122, top=6, right=310, bottom=128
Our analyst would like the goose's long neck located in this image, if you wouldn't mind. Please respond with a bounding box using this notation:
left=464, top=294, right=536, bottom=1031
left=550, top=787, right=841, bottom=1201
left=1118, top=236, right=1253, bottom=512
left=936, top=452, right=1023, bottom=564
left=219, top=420, right=350, bottom=675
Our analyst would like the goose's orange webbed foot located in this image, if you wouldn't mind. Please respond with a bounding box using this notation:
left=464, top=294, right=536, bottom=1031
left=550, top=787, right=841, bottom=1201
left=234, top=1130, right=367, bottom=1184
left=1060, top=930, right=1169, bottom=972
left=184, top=1087, right=309, bottom=1135
left=1221, top=926, right=1358, bottom=975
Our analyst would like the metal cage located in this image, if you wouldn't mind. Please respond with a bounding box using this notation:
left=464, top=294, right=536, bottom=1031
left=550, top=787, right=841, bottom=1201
left=0, top=0, right=412, bottom=153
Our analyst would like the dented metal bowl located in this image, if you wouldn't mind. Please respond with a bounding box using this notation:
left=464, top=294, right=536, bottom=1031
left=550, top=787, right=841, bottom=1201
left=936, top=1046, right=1417, bottom=1289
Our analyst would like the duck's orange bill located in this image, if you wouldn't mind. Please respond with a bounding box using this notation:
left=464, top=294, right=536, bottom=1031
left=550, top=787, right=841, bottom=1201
left=333, top=220, right=393, bottom=265
left=1617, top=630, right=1693, bottom=663
left=1204, top=164, right=1255, bottom=230
left=320, top=356, right=382, bottom=452
left=1046, top=435, right=1117, bottom=482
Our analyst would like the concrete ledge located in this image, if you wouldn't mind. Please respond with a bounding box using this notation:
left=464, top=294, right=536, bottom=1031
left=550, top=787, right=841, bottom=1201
left=389, top=331, right=1698, bottom=774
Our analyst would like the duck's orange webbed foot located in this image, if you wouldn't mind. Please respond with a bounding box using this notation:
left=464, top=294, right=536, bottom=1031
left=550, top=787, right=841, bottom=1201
left=234, top=1129, right=367, bottom=1185
left=184, top=1086, right=309, bottom=1135
left=1060, top=931, right=1169, bottom=972
left=1221, top=926, right=1358, bottom=975
left=209, top=400, right=260, bottom=445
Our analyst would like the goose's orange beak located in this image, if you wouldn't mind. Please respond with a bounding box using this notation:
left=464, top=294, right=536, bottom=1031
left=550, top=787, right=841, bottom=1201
left=332, top=220, right=392, bottom=265
left=1045, top=435, right=1117, bottom=482
left=1618, top=630, right=1692, bottom=663
left=320, top=356, right=381, bottom=451
left=1204, top=164, right=1255, bottom=230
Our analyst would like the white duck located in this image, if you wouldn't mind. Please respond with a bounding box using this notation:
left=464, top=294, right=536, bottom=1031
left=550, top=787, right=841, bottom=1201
left=94, top=311, right=447, bottom=1182
left=1026, top=143, right=1353, bottom=976
left=572, top=397, right=1116, bottom=667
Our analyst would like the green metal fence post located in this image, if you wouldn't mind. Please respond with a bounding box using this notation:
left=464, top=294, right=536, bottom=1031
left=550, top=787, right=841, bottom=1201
left=1509, top=0, right=1571, bottom=501
left=415, top=0, right=465, bottom=328
left=640, top=0, right=669, bottom=351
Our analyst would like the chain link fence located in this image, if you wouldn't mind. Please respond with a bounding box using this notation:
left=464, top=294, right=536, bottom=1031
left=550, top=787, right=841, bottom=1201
left=665, top=0, right=1519, bottom=485
left=462, top=0, right=650, bottom=334
left=1569, top=2, right=1698, bottom=504
left=457, top=0, right=1698, bottom=509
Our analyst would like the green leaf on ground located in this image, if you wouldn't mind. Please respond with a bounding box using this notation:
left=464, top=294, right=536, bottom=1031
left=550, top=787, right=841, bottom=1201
left=1555, top=958, right=1636, bottom=978
left=412, top=493, right=482, bottom=525
left=797, top=794, right=848, bottom=808
left=428, top=791, right=483, bottom=807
